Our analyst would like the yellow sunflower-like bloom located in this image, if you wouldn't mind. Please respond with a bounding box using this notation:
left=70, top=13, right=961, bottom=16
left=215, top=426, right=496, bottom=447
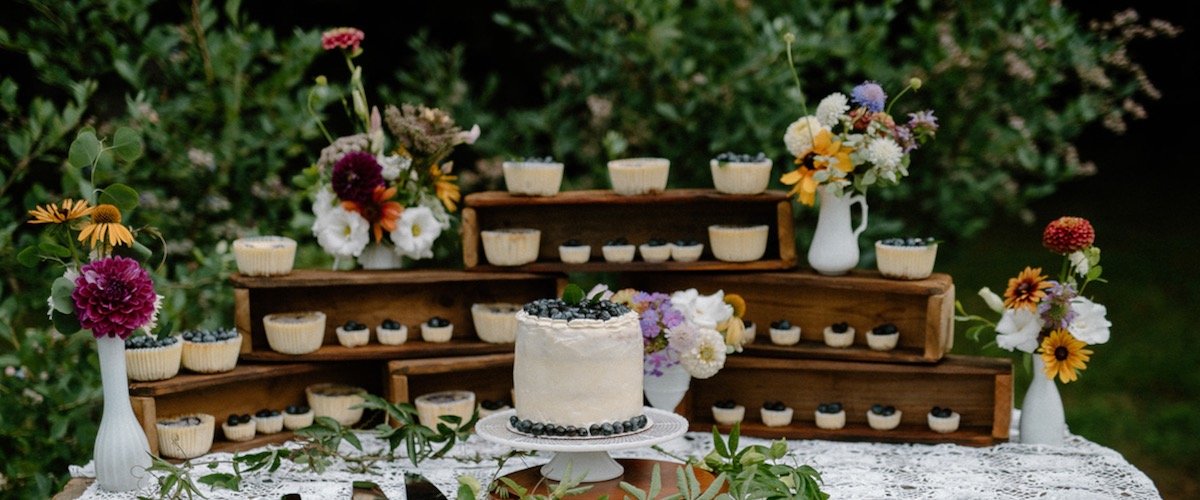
left=779, top=130, right=855, bottom=206
left=77, top=204, right=135, bottom=249
left=1003, top=266, right=1052, bottom=313
left=430, top=164, right=461, bottom=212
left=1039, top=329, right=1093, bottom=383
left=28, top=199, right=94, bottom=225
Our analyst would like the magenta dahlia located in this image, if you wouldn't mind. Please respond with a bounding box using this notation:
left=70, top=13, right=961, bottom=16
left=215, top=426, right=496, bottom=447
left=1043, top=216, right=1095, bottom=254
left=321, top=27, right=365, bottom=51
left=72, top=256, right=158, bottom=339
left=331, top=151, right=384, bottom=205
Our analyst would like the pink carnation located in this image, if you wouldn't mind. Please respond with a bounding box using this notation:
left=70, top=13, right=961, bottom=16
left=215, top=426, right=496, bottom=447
left=72, top=256, right=158, bottom=339
left=322, top=27, right=365, bottom=51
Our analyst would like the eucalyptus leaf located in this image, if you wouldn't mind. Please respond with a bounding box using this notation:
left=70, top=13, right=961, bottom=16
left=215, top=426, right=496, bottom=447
left=111, top=127, right=143, bottom=162
left=51, top=277, right=76, bottom=313
left=99, top=183, right=139, bottom=211
left=67, top=130, right=100, bottom=169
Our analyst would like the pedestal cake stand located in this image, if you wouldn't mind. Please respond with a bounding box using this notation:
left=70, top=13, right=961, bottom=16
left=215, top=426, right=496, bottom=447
left=475, top=407, right=688, bottom=482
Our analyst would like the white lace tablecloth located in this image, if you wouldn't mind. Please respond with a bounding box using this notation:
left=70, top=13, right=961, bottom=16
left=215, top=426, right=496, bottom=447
left=69, top=412, right=1161, bottom=500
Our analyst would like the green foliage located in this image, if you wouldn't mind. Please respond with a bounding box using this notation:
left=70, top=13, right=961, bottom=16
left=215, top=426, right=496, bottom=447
left=702, top=423, right=828, bottom=499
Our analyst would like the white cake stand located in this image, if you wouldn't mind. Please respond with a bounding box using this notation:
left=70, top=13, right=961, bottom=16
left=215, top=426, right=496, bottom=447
left=475, top=407, right=688, bottom=482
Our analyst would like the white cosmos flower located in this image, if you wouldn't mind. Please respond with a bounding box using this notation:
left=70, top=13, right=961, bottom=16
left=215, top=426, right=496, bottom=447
left=995, top=307, right=1044, bottom=353
left=312, top=185, right=338, bottom=220
left=669, top=288, right=733, bottom=330
left=866, top=138, right=903, bottom=171
left=1069, top=251, right=1090, bottom=277
left=313, top=205, right=370, bottom=260
left=137, top=294, right=165, bottom=336
left=1068, top=297, right=1111, bottom=345
left=815, top=92, right=849, bottom=127
left=978, top=287, right=1006, bottom=314
left=679, top=327, right=727, bottom=379
left=390, top=206, right=442, bottom=260
left=783, top=116, right=826, bottom=158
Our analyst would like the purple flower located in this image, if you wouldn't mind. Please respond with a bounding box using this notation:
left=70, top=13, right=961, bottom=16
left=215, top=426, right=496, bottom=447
left=331, top=151, right=384, bottom=205
left=1037, top=281, right=1078, bottom=331
left=72, top=256, right=158, bottom=339
left=851, top=81, right=887, bottom=113
left=908, top=110, right=939, bottom=139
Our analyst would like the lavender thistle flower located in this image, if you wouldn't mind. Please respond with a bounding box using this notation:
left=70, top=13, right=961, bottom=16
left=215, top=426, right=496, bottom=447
left=851, top=81, right=887, bottom=112
left=1038, top=281, right=1079, bottom=331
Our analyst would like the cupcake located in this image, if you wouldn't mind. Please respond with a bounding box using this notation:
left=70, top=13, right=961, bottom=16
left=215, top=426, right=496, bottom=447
left=471, top=303, right=521, bottom=343
left=376, top=319, right=408, bottom=346
left=156, top=413, right=215, bottom=459
left=221, top=413, right=255, bottom=442
left=742, top=319, right=757, bottom=344
left=601, top=237, right=636, bottom=263
left=558, top=239, right=592, bottom=264
left=867, top=404, right=902, bottom=431
left=306, top=383, right=367, bottom=426
left=232, top=236, right=297, bottom=277
left=262, top=311, right=326, bottom=354
left=711, top=400, right=746, bottom=426
left=768, top=319, right=801, bottom=346
left=607, top=157, right=670, bottom=196
left=710, top=152, right=772, bottom=195
left=336, top=320, right=370, bottom=348
left=866, top=323, right=900, bottom=351
left=478, top=399, right=511, bottom=418
left=708, top=224, right=769, bottom=262
left=928, top=406, right=961, bottom=434
left=262, top=311, right=326, bottom=355
left=638, top=238, right=672, bottom=263
left=181, top=327, right=243, bottom=373
left=415, top=390, right=477, bottom=429
left=124, top=334, right=183, bottom=382
left=875, top=237, right=939, bottom=280
left=481, top=228, right=541, bottom=266
left=760, top=401, right=794, bottom=427
left=253, top=408, right=284, bottom=435
left=670, top=239, right=704, bottom=262
left=814, top=402, right=846, bottom=430
left=822, top=321, right=855, bottom=348
left=421, top=316, right=454, bottom=342
left=283, top=404, right=315, bottom=431
left=503, top=157, right=565, bottom=196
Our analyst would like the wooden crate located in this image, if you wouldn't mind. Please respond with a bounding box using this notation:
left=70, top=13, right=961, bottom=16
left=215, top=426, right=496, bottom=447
left=622, top=269, right=955, bottom=364
left=461, top=189, right=797, bottom=272
left=231, top=269, right=562, bottom=362
left=684, top=355, right=1012, bottom=446
left=386, top=353, right=515, bottom=411
left=128, top=362, right=387, bottom=456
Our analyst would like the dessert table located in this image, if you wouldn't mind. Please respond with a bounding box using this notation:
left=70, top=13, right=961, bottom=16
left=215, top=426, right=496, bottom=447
left=61, top=411, right=1160, bottom=500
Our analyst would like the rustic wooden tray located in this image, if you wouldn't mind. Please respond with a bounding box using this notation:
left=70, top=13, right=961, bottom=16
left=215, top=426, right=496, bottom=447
left=231, top=269, right=561, bottom=361
left=621, top=269, right=955, bottom=363
left=461, top=189, right=797, bottom=272
left=128, top=362, right=387, bottom=456
left=685, top=355, right=1012, bottom=446
left=386, top=353, right=515, bottom=411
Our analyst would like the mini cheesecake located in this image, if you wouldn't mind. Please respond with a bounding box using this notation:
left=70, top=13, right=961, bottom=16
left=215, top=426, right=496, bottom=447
left=283, top=404, right=315, bottom=431
left=181, top=328, right=242, bottom=373
left=823, top=322, right=855, bottom=348
left=421, top=316, right=454, bottom=342
left=253, top=408, right=284, bottom=434
left=156, top=413, right=215, bottom=459
left=638, top=238, right=673, bottom=263
left=768, top=320, right=801, bottom=346
left=670, top=239, right=704, bottom=262
left=558, top=239, right=592, bottom=264
left=471, top=303, right=521, bottom=343
left=711, top=400, right=745, bottom=426
left=263, top=311, right=326, bottom=355
left=415, top=390, right=476, bottom=429
left=306, top=383, right=367, bottom=426
left=814, top=402, right=846, bottom=430
left=221, top=414, right=255, bottom=442
left=601, top=237, right=637, bottom=263
left=866, top=323, right=900, bottom=351
left=928, top=406, right=961, bottom=434
left=760, top=401, right=794, bottom=427
left=867, top=404, right=902, bottom=431
left=376, top=319, right=408, bottom=346
left=335, top=320, right=370, bottom=348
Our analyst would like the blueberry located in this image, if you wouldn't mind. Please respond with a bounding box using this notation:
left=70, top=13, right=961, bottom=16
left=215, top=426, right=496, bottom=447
left=831, top=321, right=849, bottom=333
left=647, top=238, right=668, bottom=246
left=589, top=424, right=601, bottom=435
left=872, top=404, right=885, bottom=415
left=817, top=403, right=829, bottom=413
left=517, top=420, right=532, bottom=432
left=562, top=239, right=583, bottom=247
left=882, top=406, right=896, bottom=416
left=604, top=237, right=629, bottom=246
left=675, top=239, right=699, bottom=246
left=238, top=414, right=252, bottom=424
left=600, top=423, right=614, bottom=436
left=771, top=319, right=791, bottom=330
left=530, top=423, right=544, bottom=436
left=227, top=414, right=241, bottom=425
left=714, top=399, right=737, bottom=409
left=256, top=409, right=272, bottom=418
left=427, top=316, right=450, bottom=327
left=828, top=402, right=843, bottom=413
left=873, top=323, right=898, bottom=335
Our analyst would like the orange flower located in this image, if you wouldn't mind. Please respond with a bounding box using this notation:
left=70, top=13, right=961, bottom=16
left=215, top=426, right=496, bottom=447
left=77, top=204, right=134, bottom=249
left=430, top=164, right=461, bottom=212
left=1039, top=329, right=1092, bottom=383
left=1003, top=266, right=1052, bottom=312
left=343, top=185, right=403, bottom=242
left=779, top=129, right=854, bottom=206
left=28, top=198, right=93, bottom=225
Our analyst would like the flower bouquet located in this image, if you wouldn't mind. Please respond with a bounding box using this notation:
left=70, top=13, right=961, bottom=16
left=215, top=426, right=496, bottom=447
left=300, top=28, right=479, bottom=268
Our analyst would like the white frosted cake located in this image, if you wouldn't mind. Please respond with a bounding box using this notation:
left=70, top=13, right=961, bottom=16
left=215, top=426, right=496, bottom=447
left=511, top=297, right=647, bottom=437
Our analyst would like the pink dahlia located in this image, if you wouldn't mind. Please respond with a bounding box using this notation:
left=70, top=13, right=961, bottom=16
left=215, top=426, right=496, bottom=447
left=1043, top=216, right=1095, bottom=254
left=322, top=27, right=365, bottom=51
left=72, top=256, right=158, bottom=339
left=331, top=151, right=385, bottom=205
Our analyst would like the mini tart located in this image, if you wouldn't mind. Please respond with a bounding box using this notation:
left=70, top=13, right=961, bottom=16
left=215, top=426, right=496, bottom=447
left=221, top=419, right=255, bottom=442
left=814, top=410, right=846, bottom=430
left=742, top=321, right=757, bottom=344
left=263, top=311, right=326, bottom=355
left=414, top=390, right=476, bottom=429
left=769, top=325, right=801, bottom=346
left=710, top=158, right=773, bottom=195
left=481, top=228, right=541, bottom=266
left=471, top=303, right=522, bottom=343
left=306, top=383, right=367, bottom=426
left=232, top=236, right=296, bottom=277
left=875, top=241, right=939, bottom=280
left=558, top=243, right=592, bottom=264
left=284, top=407, right=315, bottom=431
left=376, top=324, right=408, bottom=346
left=156, top=413, right=215, bottom=459
left=708, top=224, right=769, bottom=262
left=335, top=326, right=370, bottom=348
left=181, top=333, right=243, bottom=374
left=760, top=407, right=794, bottom=427
left=867, top=409, right=903, bottom=431
left=928, top=411, right=961, bottom=434
left=503, top=160, right=565, bottom=196
left=866, top=330, right=900, bottom=351
left=638, top=242, right=672, bottom=263
left=607, top=157, right=670, bottom=196
left=670, top=242, right=704, bottom=262
left=125, top=337, right=183, bottom=382
left=601, top=243, right=637, bottom=263
left=254, top=412, right=284, bottom=435
left=477, top=401, right=511, bottom=418
left=823, top=325, right=855, bottom=348
left=421, top=321, right=454, bottom=343
left=712, top=405, right=746, bottom=426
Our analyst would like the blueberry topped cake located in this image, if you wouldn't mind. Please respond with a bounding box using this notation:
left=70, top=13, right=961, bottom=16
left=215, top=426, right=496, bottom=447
left=124, top=334, right=182, bottom=382
left=866, top=323, right=900, bottom=351
left=927, top=406, right=960, bottom=433
left=558, top=239, right=592, bottom=264
left=639, top=238, right=672, bottom=263
left=180, top=327, right=242, bottom=373
left=823, top=321, right=855, bottom=348
left=875, top=237, right=939, bottom=280
left=769, top=319, right=801, bottom=346
left=421, top=316, right=454, bottom=343
left=601, top=237, right=636, bottom=263
left=376, top=318, right=408, bottom=346
left=760, top=400, right=794, bottom=427
left=710, top=151, right=773, bottom=195
left=284, top=404, right=314, bottom=430
left=671, top=238, right=704, bottom=262
left=222, top=413, right=255, bottom=442
left=711, top=399, right=746, bottom=426
left=814, top=402, right=846, bottom=430
left=867, top=404, right=902, bottom=430
left=336, top=320, right=370, bottom=348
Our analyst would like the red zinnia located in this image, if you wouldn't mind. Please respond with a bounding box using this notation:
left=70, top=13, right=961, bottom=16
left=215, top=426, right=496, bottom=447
left=322, top=27, right=365, bottom=51
left=331, top=152, right=385, bottom=205
left=72, top=256, right=158, bottom=339
left=1042, top=216, right=1095, bottom=254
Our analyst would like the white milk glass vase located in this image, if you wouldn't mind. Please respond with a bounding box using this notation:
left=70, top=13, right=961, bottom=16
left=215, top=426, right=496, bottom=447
left=1019, top=355, right=1066, bottom=446
left=94, top=335, right=153, bottom=492
left=807, top=184, right=868, bottom=276
left=357, top=241, right=404, bottom=270
left=643, top=363, right=691, bottom=413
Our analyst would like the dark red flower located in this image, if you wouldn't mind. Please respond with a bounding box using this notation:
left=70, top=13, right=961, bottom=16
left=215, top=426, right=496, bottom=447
left=72, top=256, right=158, bottom=339
left=322, top=27, right=365, bottom=51
left=331, top=151, right=384, bottom=205
left=1043, top=216, right=1095, bottom=254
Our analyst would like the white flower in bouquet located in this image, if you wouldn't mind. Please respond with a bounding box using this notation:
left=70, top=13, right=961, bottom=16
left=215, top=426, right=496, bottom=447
left=680, top=327, right=727, bottom=379
left=994, top=307, right=1044, bottom=354
left=377, top=153, right=411, bottom=181
left=390, top=206, right=442, bottom=260
left=312, top=186, right=338, bottom=219
left=783, top=116, right=826, bottom=158
left=313, top=206, right=370, bottom=260
left=669, top=288, right=734, bottom=330
left=815, top=92, right=849, bottom=127
left=1067, top=297, right=1111, bottom=345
